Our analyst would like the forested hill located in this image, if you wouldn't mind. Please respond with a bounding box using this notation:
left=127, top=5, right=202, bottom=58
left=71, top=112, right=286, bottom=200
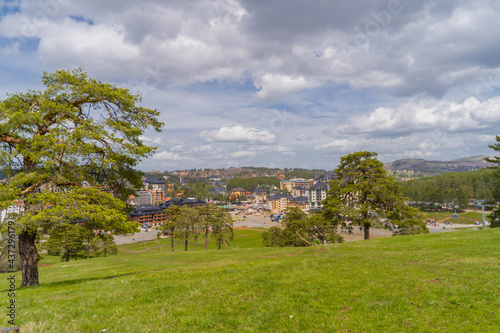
left=400, top=168, right=495, bottom=206
left=385, top=155, right=493, bottom=175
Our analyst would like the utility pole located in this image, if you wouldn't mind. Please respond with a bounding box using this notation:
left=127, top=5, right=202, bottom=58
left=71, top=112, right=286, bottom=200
left=482, top=204, right=486, bottom=229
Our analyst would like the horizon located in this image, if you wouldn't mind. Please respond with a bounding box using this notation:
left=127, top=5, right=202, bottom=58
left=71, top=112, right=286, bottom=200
left=138, top=154, right=492, bottom=173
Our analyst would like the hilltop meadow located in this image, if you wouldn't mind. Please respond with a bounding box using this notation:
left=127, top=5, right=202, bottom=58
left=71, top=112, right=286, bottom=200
left=1, top=228, right=499, bottom=332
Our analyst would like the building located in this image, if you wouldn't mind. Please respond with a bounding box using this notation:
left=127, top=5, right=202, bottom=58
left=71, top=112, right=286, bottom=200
left=230, top=187, right=247, bottom=200
left=206, top=175, right=222, bottom=182
left=280, top=178, right=312, bottom=193
left=209, top=187, right=228, bottom=196
left=0, top=202, right=24, bottom=223
left=309, top=182, right=329, bottom=209
left=160, top=198, right=207, bottom=209
left=267, top=194, right=293, bottom=213
left=150, top=188, right=166, bottom=205
left=268, top=185, right=282, bottom=197
left=128, top=204, right=167, bottom=227
left=314, top=172, right=336, bottom=183
left=144, top=178, right=166, bottom=191
left=252, top=188, right=268, bottom=202
left=292, top=185, right=309, bottom=198
left=289, top=196, right=311, bottom=211
left=128, top=190, right=152, bottom=206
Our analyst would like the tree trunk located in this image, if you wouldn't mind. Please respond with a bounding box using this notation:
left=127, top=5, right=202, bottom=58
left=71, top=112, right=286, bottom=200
left=364, top=223, right=370, bottom=240
left=218, top=238, right=221, bottom=250
left=170, top=234, right=174, bottom=252
left=205, top=227, right=208, bottom=250
left=65, top=250, right=69, bottom=262
left=184, top=239, right=188, bottom=251
left=19, top=229, right=39, bottom=287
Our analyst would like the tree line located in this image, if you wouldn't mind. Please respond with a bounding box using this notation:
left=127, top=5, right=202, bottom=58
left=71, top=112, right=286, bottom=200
left=225, top=177, right=280, bottom=191
left=400, top=168, right=495, bottom=207
left=161, top=205, right=234, bottom=251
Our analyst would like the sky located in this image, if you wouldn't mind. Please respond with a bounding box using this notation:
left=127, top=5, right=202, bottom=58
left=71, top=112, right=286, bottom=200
left=1, top=0, right=500, bottom=171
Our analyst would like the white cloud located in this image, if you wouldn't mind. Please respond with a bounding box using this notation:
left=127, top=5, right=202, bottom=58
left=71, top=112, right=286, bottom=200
left=200, top=125, right=277, bottom=144
left=253, top=73, right=320, bottom=101
left=229, top=150, right=258, bottom=158
left=151, top=151, right=190, bottom=161
left=339, top=96, right=500, bottom=136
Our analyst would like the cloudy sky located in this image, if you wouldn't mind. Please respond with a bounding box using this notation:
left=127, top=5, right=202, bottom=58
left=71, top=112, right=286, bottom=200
left=1, top=0, right=500, bottom=171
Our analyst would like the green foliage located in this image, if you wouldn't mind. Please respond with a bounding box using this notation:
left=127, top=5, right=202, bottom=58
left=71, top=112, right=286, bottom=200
left=164, top=205, right=234, bottom=251
left=46, top=224, right=85, bottom=261
left=387, top=205, right=429, bottom=235
left=226, top=177, right=280, bottom=191
left=401, top=168, right=494, bottom=206
left=485, top=135, right=500, bottom=228
left=324, top=151, right=404, bottom=239
left=284, top=169, right=325, bottom=179
left=0, top=68, right=162, bottom=286
left=92, top=235, right=118, bottom=257
left=262, top=207, right=343, bottom=247
left=262, top=226, right=287, bottom=247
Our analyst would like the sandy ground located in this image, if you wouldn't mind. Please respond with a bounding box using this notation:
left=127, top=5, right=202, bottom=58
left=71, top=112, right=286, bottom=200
left=113, top=213, right=481, bottom=246
left=114, top=229, right=161, bottom=245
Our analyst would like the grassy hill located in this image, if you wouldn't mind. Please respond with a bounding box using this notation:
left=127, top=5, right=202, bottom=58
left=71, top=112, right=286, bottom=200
left=2, top=229, right=500, bottom=332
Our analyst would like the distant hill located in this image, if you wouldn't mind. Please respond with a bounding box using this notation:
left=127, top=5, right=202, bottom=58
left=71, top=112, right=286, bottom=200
left=384, top=155, right=494, bottom=175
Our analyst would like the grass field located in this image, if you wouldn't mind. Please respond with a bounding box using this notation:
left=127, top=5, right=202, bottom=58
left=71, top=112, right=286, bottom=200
left=421, top=210, right=487, bottom=225
left=2, top=228, right=500, bottom=332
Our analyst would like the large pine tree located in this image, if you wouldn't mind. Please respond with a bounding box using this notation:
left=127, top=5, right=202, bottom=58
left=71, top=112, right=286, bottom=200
left=0, top=69, right=163, bottom=286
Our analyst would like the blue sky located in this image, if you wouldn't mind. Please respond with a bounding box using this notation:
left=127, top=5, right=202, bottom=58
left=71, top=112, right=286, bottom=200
left=1, top=0, right=500, bottom=171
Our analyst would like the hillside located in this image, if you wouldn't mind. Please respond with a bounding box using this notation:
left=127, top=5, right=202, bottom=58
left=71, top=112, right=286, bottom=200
left=4, top=229, right=500, bottom=332
left=385, top=155, right=494, bottom=175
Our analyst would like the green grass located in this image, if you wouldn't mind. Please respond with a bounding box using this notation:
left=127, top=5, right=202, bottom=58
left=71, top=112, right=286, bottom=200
left=2, top=229, right=500, bottom=332
left=421, top=210, right=486, bottom=225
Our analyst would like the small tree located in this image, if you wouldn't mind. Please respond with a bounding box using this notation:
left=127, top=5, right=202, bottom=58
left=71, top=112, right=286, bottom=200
left=281, top=207, right=311, bottom=247
left=309, top=212, right=342, bottom=245
left=162, top=206, right=180, bottom=252
left=46, top=224, right=85, bottom=262
left=93, top=235, right=118, bottom=257
left=262, top=226, right=286, bottom=247
left=174, top=206, right=199, bottom=251
left=210, top=207, right=233, bottom=249
left=387, top=204, right=428, bottom=235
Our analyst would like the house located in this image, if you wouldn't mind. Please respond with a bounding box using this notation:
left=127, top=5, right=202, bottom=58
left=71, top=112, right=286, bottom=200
left=209, top=187, right=228, bottom=195
left=267, top=185, right=282, bottom=197
left=252, top=188, right=268, bottom=202
left=206, top=174, right=222, bottom=182
left=314, top=172, right=336, bottom=183
left=230, top=187, right=247, bottom=200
